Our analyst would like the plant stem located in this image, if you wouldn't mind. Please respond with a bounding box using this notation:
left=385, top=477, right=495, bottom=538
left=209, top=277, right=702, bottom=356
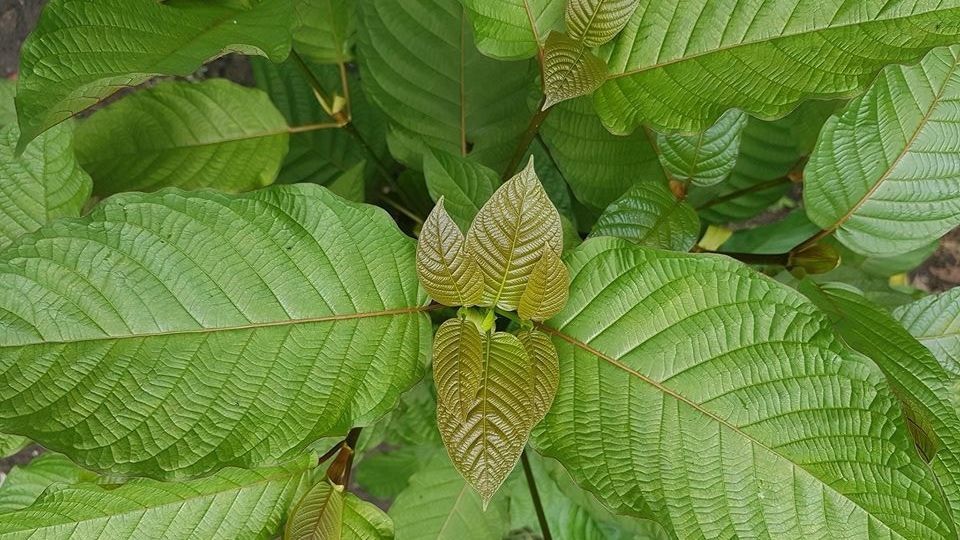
left=503, top=96, right=552, bottom=180
left=694, top=176, right=791, bottom=210
left=287, top=122, right=343, bottom=134
left=718, top=251, right=792, bottom=267
left=379, top=195, right=424, bottom=228
left=326, top=427, right=363, bottom=487
left=793, top=228, right=832, bottom=253
left=521, top=450, right=553, bottom=540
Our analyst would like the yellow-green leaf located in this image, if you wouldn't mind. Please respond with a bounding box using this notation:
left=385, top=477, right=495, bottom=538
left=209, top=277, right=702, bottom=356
left=416, top=198, right=484, bottom=306
left=565, top=0, right=639, bottom=47
left=517, top=329, right=560, bottom=424
left=284, top=479, right=344, bottom=540
left=542, top=32, right=608, bottom=109
left=518, top=247, right=569, bottom=321
left=433, top=318, right=485, bottom=419
left=466, top=158, right=563, bottom=311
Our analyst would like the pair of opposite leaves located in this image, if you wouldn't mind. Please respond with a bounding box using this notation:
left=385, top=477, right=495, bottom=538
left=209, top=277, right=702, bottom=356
left=415, top=158, right=568, bottom=505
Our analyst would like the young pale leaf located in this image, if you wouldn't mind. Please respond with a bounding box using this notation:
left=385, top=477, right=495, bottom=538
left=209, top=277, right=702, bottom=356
left=805, top=46, right=960, bottom=257
left=294, top=0, right=355, bottom=64
left=433, top=318, right=484, bottom=419
left=423, top=149, right=499, bottom=230
left=0, top=185, right=430, bottom=479
left=595, top=1, right=960, bottom=134
left=75, top=79, right=289, bottom=195
left=462, top=0, right=564, bottom=60
left=0, top=454, right=96, bottom=513
left=0, top=457, right=312, bottom=539
left=590, top=182, right=700, bottom=252
left=518, top=247, right=569, bottom=322
left=15, top=0, right=292, bottom=148
left=284, top=479, right=344, bottom=540
left=517, top=329, right=560, bottom=424
left=542, top=32, right=608, bottom=109
left=565, top=0, right=638, bottom=47
left=416, top=199, right=484, bottom=306
left=467, top=158, right=563, bottom=310
left=895, top=288, right=960, bottom=377
left=533, top=237, right=954, bottom=539
left=438, top=331, right=534, bottom=506
left=657, top=109, right=748, bottom=187
left=540, top=97, right=663, bottom=209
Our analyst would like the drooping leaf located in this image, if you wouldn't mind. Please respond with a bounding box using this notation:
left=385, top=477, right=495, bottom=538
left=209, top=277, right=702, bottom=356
left=424, top=149, right=499, bottom=230
left=284, top=479, right=343, bottom=539
left=75, top=79, right=289, bottom=195
left=542, top=32, right=607, bottom=108
left=590, top=182, right=700, bottom=251
left=15, top=0, right=292, bottom=148
left=0, top=185, right=430, bottom=479
left=540, top=96, right=663, bottom=210
left=294, top=0, right=355, bottom=64
left=0, top=457, right=312, bottom=539
left=594, top=2, right=960, bottom=134
left=895, top=288, right=960, bottom=377
left=516, top=329, right=560, bottom=424
left=466, top=159, right=563, bottom=310
left=533, top=237, right=954, bottom=539
left=438, top=331, right=533, bottom=506
left=0, top=454, right=95, bottom=513
left=517, top=248, right=569, bottom=322
left=356, top=0, right=536, bottom=170
left=462, top=0, right=564, bottom=60
left=565, top=0, right=638, bottom=47
left=805, top=46, right=960, bottom=257
left=416, top=199, right=484, bottom=306
left=657, top=109, right=747, bottom=187
left=433, top=318, right=484, bottom=419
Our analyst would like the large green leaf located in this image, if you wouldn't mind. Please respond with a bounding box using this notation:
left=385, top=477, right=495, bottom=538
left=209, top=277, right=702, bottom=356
left=539, top=96, right=663, bottom=210
left=15, top=0, right=292, bottom=148
left=356, top=0, right=536, bottom=170
left=0, top=457, right=311, bottom=539
left=805, top=46, right=960, bottom=257
left=0, top=185, right=430, bottom=479
left=590, top=181, right=700, bottom=251
left=0, top=454, right=95, bottom=513
left=895, top=288, right=960, bottom=377
left=595, top=1, right=960, bottom=134
left=533, top=237, right=953, bottom=539
left=423, top=149, right=499, bottom=231
left=657, top=110, right=747, bottom=187
left=75, top=79, right=288, bottom=195
left=293, top=0, right=355, bottom=64
left=462, top=0, right=564, bottom=60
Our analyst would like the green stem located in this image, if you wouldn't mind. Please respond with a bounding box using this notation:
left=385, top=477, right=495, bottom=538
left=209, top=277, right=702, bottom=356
left=502, top=96, right=552, bottom=180
left=521, top=450, right=553, bottom=540
left=718, top=251, right=791, bottom=267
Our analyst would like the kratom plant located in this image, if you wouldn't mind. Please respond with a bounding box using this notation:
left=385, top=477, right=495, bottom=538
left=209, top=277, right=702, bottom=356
left=0, top=0, right=959, bottom=538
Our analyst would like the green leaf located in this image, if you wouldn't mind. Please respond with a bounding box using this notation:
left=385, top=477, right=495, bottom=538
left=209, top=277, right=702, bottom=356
left=75, top=79, right=288, bottom=196
left=542, top=32, right=608, bottom=108
left=540, top=96, right=663, bottom=210
left=0, top=185, right=430, bottom=479
left=565, top=0, right=638, bottom=47
left=895, top=288, right=960, bottom=377
left=533, top=237, right=953, bottom=539
left=284, top=479, right=343, bottom=539
left=424, top=149, right=499, bottom=230
left=15, top=0, right=292, bottom=148
left=0, top=433, right=26, bottom=460
left=294, top=0, right=355, bottom=64
left=657, top=109, right=747, bottom=187
left=326, top=161, right=366, bottom=203
left=433, top=318, right=484, bottom=419
left=462, top=0, right=564, bottom=60
left=517, top=247, right=570, bottom=322
left=389, top=450, right=509, bottom=540
left=590, top=182, right=700, bottom=251
left=721, top=211, right=821, bottom=254
left=0, top=454, right=96, bottom=513
left=0, top=457, right=311, bottom=539
left=416, top=199, right=484, bottom=307
left=805, top=46, right=960, bottom=257
left=595, top=2, right=960, bottom=134
left=356, top=0, right=536, bottom=170
left=341, top=493, right=393, bottom=540
left=0, top=80, right=15, bottom=127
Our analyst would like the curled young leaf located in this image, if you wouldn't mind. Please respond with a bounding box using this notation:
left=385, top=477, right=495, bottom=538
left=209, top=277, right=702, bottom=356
left=416, top=198, right=484, bottom=306
left=565, top=0, right=639, bottom=48
left=517, top=329, right=560, bottom=425
left=518, top=247, right=570, bottom=322
left=466, top=157, right=563, bottom=311
left=433, top=317, right=485, bottom=419
left=542, top=32, right=608, bottom=109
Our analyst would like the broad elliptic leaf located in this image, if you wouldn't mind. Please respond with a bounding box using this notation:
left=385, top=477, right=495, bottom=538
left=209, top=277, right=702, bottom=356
left=467, top=158, right=563, bottom=310
left=424, top=149, right=499, bottom=230
left=433, top=318, right=484, bottom=419
left=462, top=0, right=564, bottom=60
left=518, top=247, right=569, bottom=322
left=540, top=96, right=663, bottom=210
left=389, top=450, right=509, bottom=540
left=565, top=0, right=638, bottom=47
left=294, top=0, right=355, bottom=64
left=416, top=199, right=484, bottom=306
left=805, top=46, right=960, bottom=257
left=438, top=331, right=534, bottom=506
left=15, top=0, right=292, bottom=148
left=542, top=32, right=608, bottom=109
left=595, top=1, right=960, bottom=134
left=517, top=329, right=560, bottom=424
left=800, top=282, right=960, bottom=528
left=590, top=182, right=700, bottom=252
left=657, top=109, right=748, bottom=187
left=0, top=457, right=312, bottom=539
left=356, top=0, right=536, bottom=170
left=533, top=237, right=953, bottom=539
left=284, top=479, right=343, bottom=540
left=895, top=288, right=960, bottom=377
left=0, top=454, right=96, bottom=513
left=0, top=184, right=431, bottom=479
left=75, top=79, right=289, bottom=196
